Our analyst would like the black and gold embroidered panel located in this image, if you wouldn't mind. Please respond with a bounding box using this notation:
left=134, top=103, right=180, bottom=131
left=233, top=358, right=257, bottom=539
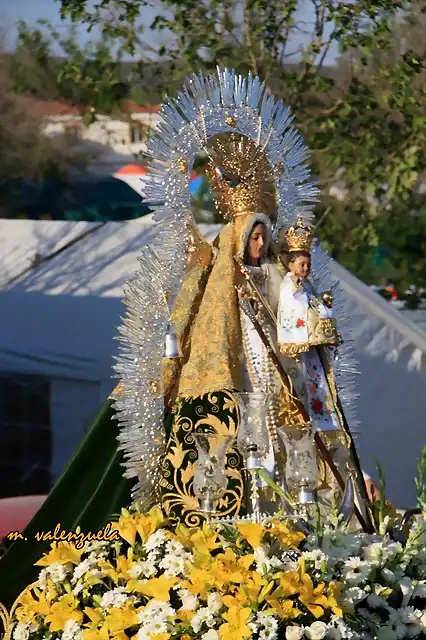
left=159, top=391, right=246, bottom=527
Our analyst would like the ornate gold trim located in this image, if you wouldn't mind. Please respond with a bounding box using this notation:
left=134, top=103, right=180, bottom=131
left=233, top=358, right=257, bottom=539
left=279, top=343, right=311, bottom=359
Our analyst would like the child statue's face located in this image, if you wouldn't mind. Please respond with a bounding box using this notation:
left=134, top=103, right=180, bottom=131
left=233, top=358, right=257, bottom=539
left=290, top=253, right=311, bottom=279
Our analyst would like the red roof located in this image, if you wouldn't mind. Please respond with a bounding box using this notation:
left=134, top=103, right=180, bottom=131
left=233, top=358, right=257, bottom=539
left=30, top=98, right=160, bottom=117
left=32, top=99, right=86, bottom=116
left=123, top=100, right=160, bottom=114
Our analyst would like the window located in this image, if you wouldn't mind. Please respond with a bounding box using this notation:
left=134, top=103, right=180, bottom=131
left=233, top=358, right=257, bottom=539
left=129, top=123, right=148, bottom=144
left=0, top=375, right=51, bottom=498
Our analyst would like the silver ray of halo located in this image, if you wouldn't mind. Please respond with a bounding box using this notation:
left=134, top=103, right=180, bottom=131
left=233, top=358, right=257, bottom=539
left=310, top=241, right=361, bottom=438
left=140, top=66, right=320, bottom=241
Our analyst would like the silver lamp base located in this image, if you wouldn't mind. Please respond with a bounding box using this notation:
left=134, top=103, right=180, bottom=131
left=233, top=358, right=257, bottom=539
left=199, top=495, right=218, bottom=513
left=299, top=488, right=314, bottom=504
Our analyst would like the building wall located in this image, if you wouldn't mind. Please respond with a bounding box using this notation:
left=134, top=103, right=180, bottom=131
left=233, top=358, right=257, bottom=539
left=43, top=112, right=160, bottom=174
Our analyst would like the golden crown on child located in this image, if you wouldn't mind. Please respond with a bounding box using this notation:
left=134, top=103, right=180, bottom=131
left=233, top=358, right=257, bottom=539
left=285, top=218, right=314, bottom=252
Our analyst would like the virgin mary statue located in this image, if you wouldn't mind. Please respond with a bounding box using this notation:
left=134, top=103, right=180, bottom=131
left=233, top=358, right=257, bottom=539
left=158, top=135, right=307, bottom=526
left=0, top=69, right=374, bottom=608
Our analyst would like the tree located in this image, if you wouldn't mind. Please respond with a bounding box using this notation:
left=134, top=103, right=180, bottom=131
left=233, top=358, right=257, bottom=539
left=3, top=20, right=130, bottom=119
left=0, top=29, right=101, bottom=207
left=55, top=0, right=426, bottom=298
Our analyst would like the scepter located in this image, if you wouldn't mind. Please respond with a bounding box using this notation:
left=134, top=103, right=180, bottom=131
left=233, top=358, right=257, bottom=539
left=235, top=261, right=375, bottom=533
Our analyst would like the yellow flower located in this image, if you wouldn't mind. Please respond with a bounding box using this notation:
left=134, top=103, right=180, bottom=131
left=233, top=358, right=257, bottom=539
left=219, top=606, right=252, bottom=640
left=326, top=581, right=343, bottom=618
left=237, top=522, right=264, bottom=549
left=268, top=521, right=304, bottom=549
left=35, top=542, right=82, bottom=566
left=99, top=553, right=134, bottom=583
left=150, top=635, right=170, bottom=640
left=176, top=522, right=219, bottom=554
left=209, top=549, right=249, bottom=587
left=84, top=607, right=104, bottom=628
left=83, top=627, right=109, bottom=640
left=189, top=524, right=220, bottom=555
left=112, top=506, right=165, bottom=546
left=45, top=594, right=83, bottom=631
left=266, top=596, right=301, bottom=620
left=297, top=573, right=328, bottom=618
left=132, top=576, right=178, bottom=601
left=181, top=567, right=212, bottom=598
left=15, top=589, right=56, bottom=623
left=136, top=506, right=165, bottom=543
left=105, top=603, right=138, bottom=635
left=111, top=512, right=139, bottom=546
left=280, top=571, right=302, bottom=597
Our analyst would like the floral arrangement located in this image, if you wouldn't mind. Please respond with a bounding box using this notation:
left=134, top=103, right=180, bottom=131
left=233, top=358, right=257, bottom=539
left=8, top=499, right=426, bottom=640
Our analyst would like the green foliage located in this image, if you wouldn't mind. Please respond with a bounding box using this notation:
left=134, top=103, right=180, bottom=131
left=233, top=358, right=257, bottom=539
left=13, top=0, right=426, bottom=297
left=4, top=19, right=129, bottom=113
left=415, top=446, right=426, bottom=509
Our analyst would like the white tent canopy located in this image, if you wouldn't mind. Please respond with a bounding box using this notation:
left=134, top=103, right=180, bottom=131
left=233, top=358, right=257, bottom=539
left=1, top=219, right=425, bottom=506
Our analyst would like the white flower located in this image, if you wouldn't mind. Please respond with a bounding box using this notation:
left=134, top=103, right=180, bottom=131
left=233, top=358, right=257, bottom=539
left=202, top=631, right=220, bottom=640
left=363, top=541, right=387, bottom=565
left=376, top=623, right=406, bottom=640
left=342, top=557, right=371, bottom=586
left=165, top=539, right=186, bottom=555
left=144, top=529, right=167, bottom=553
left=13, top=624, right=30, bottom=640
left=61, top=620, right=82, bottom=640
left=258, top=613, right=278, bottom=640
left=254, top=546, right=271, bottom=574
left=191, top=608, right=216, bottom=633
left=303, top=549, right=327, bottom=570
left=137, top=621, right=168, bottom=639
left=72, top=559, right=94, bottom=583
left=137, top=600, right=175, bottom=638
left=100, top=587, right=128, bottom=610
left=159, top=552, right=190, bottom=577
left=260, top=628, right=278, bottom=640
left=285, top=626, right=304, bottom=640
left=413, top=581, right=426, bottom=598
left=326, top=627, right=342, bottom=640
left=398, top=607, right=423, bottom=637
left=343, top=587, right=367, bottom=607
left=257, top=612, right=278, bottom=629
left=83, top=540, right=109, bottom=554
left=39, top=562, right=68, bottom=585
left=321, top=529, right=361, bottom=561
left=37, top=568, right=49, bottom=590
left=376, top=609, right=409, bottom=640
left=129, top=559, right=157, bottom=579
left=379, top=516, right=391, bottom=536
left=207, top=592, right=223, bottom=613
left=72, top=583, right=84, bottom=596
left=178, top=589, right=198, bottom=611
left=399, top=577, right=414, bottom=607
left=305, top=621, right=327, bottom=639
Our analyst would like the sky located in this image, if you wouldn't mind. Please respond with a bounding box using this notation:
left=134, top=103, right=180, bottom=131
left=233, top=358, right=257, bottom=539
left=0, top=0, right=338, bottom=62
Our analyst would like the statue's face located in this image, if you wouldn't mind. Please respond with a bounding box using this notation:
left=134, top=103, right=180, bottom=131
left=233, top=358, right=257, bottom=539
left=290, top=253, right=311, bottom=279
left=247, top=223, right=266, bottom=263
